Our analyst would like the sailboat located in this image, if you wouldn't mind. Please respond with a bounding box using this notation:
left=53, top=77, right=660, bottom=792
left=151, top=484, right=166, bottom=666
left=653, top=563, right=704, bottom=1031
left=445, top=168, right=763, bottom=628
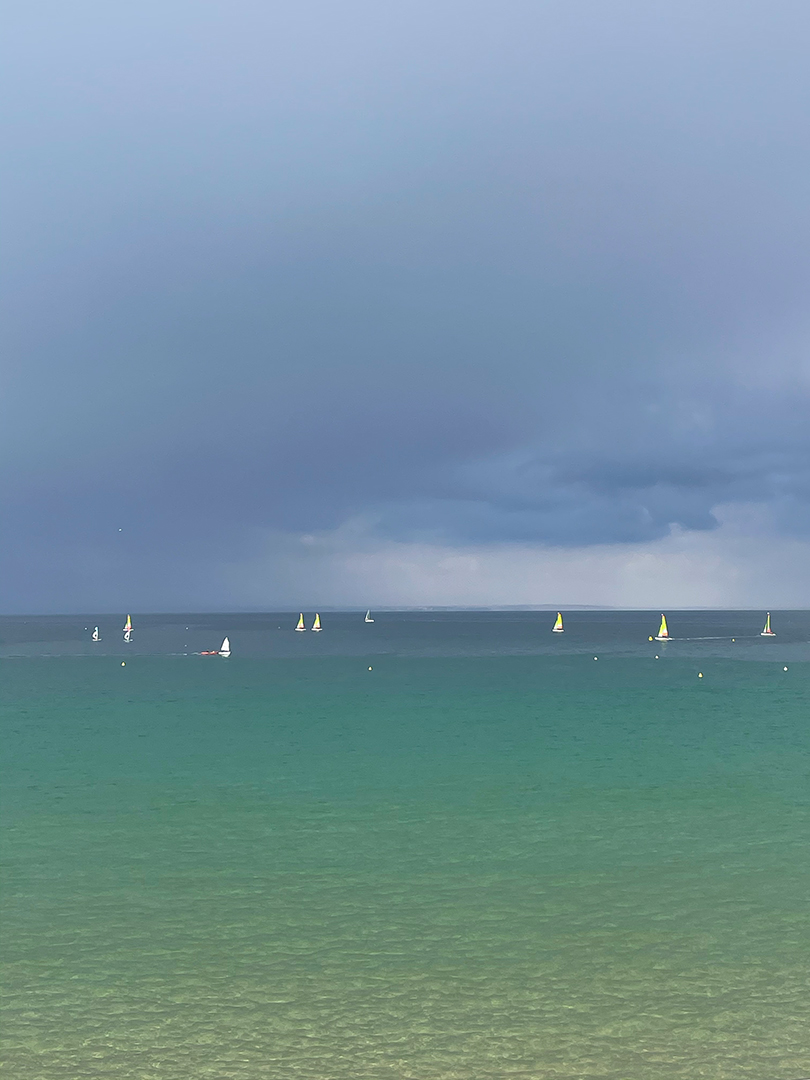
left=654, top=614, right=670, bottom=642
left=311, top=614, right=322, bottom=632
left=219, top=636, right=231, bottom=657
left=364, top=610, right=374, bottom=623
left=760, top=613, right=776, bottom=637
left=123, top=615, right=132, bottom=643
left=92, top=626, right=100, bottom=642
left=295, top=614, right=306, bottom=632
left=552, top=612, right=564, bottom=633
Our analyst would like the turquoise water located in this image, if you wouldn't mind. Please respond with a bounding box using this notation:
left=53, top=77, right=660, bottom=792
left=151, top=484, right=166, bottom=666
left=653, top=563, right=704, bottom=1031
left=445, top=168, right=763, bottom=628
left=2, top=611, right=810, bottom=1078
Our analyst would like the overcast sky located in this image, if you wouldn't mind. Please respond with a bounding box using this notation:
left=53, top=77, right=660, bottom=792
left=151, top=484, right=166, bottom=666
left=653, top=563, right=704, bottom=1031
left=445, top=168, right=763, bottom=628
left=3, top=1, right=810, bottom=611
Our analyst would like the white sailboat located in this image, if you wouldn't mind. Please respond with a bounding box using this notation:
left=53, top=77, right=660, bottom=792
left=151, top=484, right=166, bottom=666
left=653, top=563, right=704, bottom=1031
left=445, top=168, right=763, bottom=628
left=123, top=614, right=132, bottom=643
left=552, top=612, right=564, bottom=633
left=92, top=626, right=100, bottom=642
left=295, top=613, right=306, bottom=632
left=364, top=610, right=374, bottom=623
left=654, top=614, right=670, bottom=642
left=760, top=613, right=776, bottom=637
left=219, top=636, right=231, bottom=657
left=311, top=613, right=322, bottom=632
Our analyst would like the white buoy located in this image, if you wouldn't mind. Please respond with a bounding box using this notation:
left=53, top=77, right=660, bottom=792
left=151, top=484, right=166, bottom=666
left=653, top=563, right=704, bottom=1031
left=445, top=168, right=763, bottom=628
left=698, top=672, right=703, bottom=678
left=368, top=666, right=373, bottom=671
left=784, top=666, right=788, bottom=671
left=121, top=662, right=126, bottom=667
left=593, top=656, right=598, bottom=661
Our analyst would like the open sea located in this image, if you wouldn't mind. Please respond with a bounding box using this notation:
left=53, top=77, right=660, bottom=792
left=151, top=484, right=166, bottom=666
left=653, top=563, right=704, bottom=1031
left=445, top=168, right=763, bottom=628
left=2, top=610, right=809, bottom=1079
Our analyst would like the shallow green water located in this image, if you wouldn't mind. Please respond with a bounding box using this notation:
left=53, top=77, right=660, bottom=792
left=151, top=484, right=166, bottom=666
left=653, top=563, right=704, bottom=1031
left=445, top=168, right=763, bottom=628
left=2, top=613, right=810, bottom=1078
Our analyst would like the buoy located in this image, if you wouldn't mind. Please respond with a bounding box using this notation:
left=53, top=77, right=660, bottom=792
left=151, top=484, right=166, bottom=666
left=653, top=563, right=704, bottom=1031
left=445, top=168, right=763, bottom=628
left=655, top=655, right=659, bottom=659
left=648, top=636, right=653, bottom=641
left=698, top=672, right=703, bottom=678
left=784, top=666, right=788, bottom=671
left=121, top=662, right=126, bottom=667
left=368, top=666, right=373, bottom=671
left=593, top=656, right=598, bottom=661
left=732, top=638, right=735, bottom=642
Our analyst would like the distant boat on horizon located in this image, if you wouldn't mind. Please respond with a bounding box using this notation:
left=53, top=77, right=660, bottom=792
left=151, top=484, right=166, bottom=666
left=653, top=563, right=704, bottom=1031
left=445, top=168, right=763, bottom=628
left=311, top=614, right=322, bottom=632
left=655, top=614, right=670, bottom=641
left=760, top=613, right=776, bottom=637
left=364, top=610, right=374, bottom=623
left=295, top=614, right=306, bottom=632
left=552, top=612, right=564, bottom=633
left=123, top=615, right=132, bottom=643
left=92, top=626, right=100, bottom=642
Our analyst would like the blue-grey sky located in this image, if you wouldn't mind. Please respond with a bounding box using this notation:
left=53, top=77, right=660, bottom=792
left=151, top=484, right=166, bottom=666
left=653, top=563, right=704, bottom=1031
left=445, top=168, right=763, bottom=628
left=3, top=1, right=810, bottom=611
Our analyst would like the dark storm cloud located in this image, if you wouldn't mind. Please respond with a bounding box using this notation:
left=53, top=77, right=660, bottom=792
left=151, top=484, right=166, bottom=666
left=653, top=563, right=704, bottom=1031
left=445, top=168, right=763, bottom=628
left=3, top=0, right=810, bottom=609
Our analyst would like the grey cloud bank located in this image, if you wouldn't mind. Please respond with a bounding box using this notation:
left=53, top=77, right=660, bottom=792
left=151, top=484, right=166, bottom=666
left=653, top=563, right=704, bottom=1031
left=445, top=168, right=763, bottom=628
left=3, top=1, right=810, bottom=610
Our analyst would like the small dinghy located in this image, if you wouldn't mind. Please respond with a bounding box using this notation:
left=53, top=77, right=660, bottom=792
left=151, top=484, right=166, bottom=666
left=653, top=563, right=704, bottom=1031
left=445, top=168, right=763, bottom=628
left=760, top=613, right=776, bottom=637
left=655, top=614, right=670, bottom=642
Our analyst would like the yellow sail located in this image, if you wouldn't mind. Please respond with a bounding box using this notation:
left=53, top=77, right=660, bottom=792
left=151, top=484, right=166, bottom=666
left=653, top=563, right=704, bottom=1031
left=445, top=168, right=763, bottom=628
left=311, top=613, right=322, bottom=632
left=655, top=614, right=669, bottom=640
left=761, top=613, right=775, bottom=636
left=552, top=612, right=564, bottom=632
left=123, top=615, right=132, bottom=631
left=295, top=613, right=306, bottom=631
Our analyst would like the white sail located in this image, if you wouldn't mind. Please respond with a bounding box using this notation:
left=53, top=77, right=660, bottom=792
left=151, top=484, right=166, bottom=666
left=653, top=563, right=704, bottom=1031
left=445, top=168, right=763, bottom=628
left=219, top=636, right=231, bottom=657
left=364, top=610, right=374, bottom=622
left=760, top=613, right=775, bottom=636
left=123, top=629, right=132, bottom=643
left=92, top=626, right=100, bottom=642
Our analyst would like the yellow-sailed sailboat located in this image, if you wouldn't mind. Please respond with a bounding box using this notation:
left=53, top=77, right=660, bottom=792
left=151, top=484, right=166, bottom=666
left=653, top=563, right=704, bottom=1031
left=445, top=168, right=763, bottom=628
left=760, top=612, right=776, bottom=637
left=311, top=614, right=322, bottom=632
left=123, top=615, right=132, bottom=642
left=654, top=614, right=670, bottom=641
left=295, top=614, right=306, bottom=631
left=552, top=612, right=564, bottom=633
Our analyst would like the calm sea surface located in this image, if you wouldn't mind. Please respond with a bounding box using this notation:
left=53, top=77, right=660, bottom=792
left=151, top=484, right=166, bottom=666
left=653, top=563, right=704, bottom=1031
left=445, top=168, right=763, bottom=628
left=2, top=611, right=809, bottom=1078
